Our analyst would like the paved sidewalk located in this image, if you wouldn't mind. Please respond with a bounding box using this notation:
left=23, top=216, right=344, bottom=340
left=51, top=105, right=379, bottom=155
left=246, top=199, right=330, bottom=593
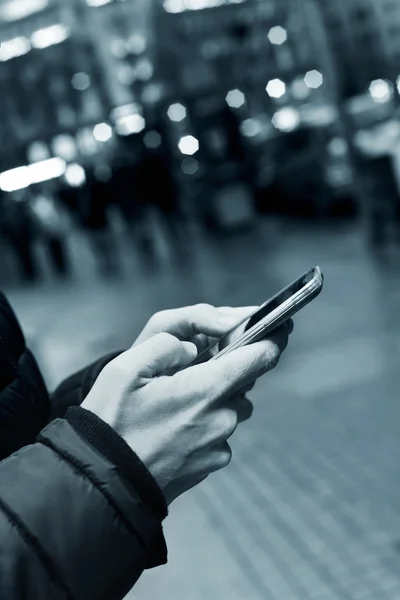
left=6, top=221, right=400, bottom=599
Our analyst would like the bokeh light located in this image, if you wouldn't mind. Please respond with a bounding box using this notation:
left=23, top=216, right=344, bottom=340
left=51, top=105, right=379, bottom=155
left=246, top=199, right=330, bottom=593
left=178, top=135, right=199, bottom=155
left=369, top=79, right=393, bottom=103
left=272, top=107, right=300, bottom=132
left=266, top=78, right=286, bottom=98
left=64, top=163, right=86, bottom=187
left=93, top=123, right=113, bottom=142
left=167, top=103, right=187, bottom=122
left=226, top=89, right=245, bottom=109
left=268, top=26, right=287, bottom=46
left=304, top=70, right=324, bottom=89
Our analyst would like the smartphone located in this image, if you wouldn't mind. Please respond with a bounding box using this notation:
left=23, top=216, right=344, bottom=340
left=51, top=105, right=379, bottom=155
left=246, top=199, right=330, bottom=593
left=192, top=266, right=324, bottom=364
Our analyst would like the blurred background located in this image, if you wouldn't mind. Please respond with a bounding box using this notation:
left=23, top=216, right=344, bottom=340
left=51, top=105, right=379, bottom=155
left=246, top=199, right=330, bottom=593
left=3, top=0, right=400, bottom=598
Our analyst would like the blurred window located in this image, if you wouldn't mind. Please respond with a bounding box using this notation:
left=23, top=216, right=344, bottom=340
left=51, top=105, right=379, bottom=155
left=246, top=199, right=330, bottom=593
left=325, top=14, right=342, bottom=30
left=384, top=0, right=400, bottom=12
left=389, top=25, right=400, bottom=40
left=352, top=6, right=372, bottom=22
left=358, top=30, right=378, bottom=48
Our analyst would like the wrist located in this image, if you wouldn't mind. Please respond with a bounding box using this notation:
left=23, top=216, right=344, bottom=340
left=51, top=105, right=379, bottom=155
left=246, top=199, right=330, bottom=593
left=81, top=394, right=120, bottom=432
left=67, top=407, right=168, bottom=520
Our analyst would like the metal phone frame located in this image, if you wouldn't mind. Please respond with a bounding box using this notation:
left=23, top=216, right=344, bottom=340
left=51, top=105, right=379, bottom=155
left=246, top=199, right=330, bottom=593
left=212, top=266, right=323, bottom=360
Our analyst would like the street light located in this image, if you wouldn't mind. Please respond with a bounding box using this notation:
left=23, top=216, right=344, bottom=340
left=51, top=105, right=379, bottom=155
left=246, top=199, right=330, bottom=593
left=31, top=24, right=69, bottom=49
left=65, top=163, right=86, bottom=187
left=272, top=108, right=300, bottom=132
left=72, top=72, right=91, bottom=91
left=29, top=157, right=67, bottom=184
left=266, top=79, right=286, bottom=98
left=226, top=89, right=245, bottom=109
left=0, top=36, right=30, bottom=61
left=167, top=103, right=187, bottom=122
left=93, top=123, right=113, bottom=142
left=0, top=166, right=30, bottom=192
left=0, top=0, right=48, bottom=22
left=304, top=70, right=324, bottom=89
left=268, top=26, right=287, bottom=46
left=115, top=114, right=146, bottom=136
left=86, top=0, right=112, bottom=6
left=178, top=135, right=199, bottom=155
left=369, top=79, right=393, bottom=103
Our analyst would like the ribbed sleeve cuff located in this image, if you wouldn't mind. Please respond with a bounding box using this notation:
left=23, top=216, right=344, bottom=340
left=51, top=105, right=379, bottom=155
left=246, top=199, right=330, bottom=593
left=66, top=407, right=168, bottom=521
left=66, top=407, right=168, bottom=568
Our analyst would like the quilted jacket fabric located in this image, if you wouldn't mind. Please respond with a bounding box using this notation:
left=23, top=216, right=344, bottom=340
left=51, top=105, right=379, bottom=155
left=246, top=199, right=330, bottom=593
left=0, top=292, right=167, bottom=600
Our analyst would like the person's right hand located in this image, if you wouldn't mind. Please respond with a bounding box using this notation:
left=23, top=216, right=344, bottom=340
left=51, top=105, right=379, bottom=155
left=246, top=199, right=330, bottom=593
left=82, top=327, right=289, bottom=505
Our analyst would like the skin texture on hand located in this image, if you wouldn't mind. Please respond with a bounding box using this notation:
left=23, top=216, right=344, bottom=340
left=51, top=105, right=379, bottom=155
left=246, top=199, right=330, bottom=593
left=82, top=305, right=292, bottom=505
left=134, top=304, right=258, bottom=351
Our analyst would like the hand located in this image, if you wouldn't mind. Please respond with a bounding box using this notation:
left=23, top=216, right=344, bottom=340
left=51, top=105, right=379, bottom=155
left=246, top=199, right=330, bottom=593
left=82, top=323, right=290, bottom=505
left=133, top=303, right=258, bottom=357
left=134, top=304, right=293, bottom=417
left=133, top=304, right=260, bottom=423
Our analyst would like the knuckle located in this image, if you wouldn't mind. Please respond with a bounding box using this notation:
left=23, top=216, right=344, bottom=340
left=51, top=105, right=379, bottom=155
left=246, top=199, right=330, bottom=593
left=195, top=303, right=213, bottom=311
left=267, top=341, right=280, bottom=368
left=154, top=331, right=178, bottom=347
left=220, top=409, right=238, bottom=438
left=261, top=340, right=280, bottom=371
left=149, top=310, right=169, bottom=328
left=218, top=445, right=233, bottom=469
left=193, top=303, right=214, bottom=317
left=102, top=356, right=126, bottom=380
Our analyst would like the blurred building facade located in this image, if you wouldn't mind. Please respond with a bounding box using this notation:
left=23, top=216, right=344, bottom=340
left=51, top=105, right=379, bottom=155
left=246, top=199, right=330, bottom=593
left=0, top=0, right=107, bottom=169
left=0, top=0, right=156, bottom=174
left=154, top=0, right=326, bottom=108
left=82, top=0, right=156, bottom=109
left=317, top=0, right=400, bottom=97
left=1, top=0, right=400, bottom=219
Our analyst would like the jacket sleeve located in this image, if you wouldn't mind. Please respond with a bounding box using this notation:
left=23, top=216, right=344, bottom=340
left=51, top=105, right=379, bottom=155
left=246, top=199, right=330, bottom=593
left=50, top=352, right=122, bottom=420
left=0, top=416, right=168, bottom=600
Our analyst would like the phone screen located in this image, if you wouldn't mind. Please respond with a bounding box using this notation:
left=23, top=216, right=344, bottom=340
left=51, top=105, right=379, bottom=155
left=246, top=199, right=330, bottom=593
left=245, top=268, right=314, bottom=331
left=192, top=268, right=315, bottom=365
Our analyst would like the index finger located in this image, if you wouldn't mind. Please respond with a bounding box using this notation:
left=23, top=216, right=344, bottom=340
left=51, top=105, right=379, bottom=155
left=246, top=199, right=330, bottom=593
left=135, top=304, right=257, bottom=345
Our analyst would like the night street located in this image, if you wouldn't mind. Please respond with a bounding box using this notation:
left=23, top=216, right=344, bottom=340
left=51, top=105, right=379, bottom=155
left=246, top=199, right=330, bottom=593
left=3, top=0, right=400, bottom=598
left=5, top=219, right=400, bottom=600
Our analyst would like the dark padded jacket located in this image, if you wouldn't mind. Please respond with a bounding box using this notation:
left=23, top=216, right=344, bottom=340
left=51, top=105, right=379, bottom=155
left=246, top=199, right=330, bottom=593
left=0, top=292, right=168, bottom=600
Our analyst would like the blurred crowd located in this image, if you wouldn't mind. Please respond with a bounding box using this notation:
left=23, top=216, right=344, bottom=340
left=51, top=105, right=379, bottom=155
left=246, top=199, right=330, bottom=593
left=4, top=119, right=400, bottom=285
left=0, top=122, right=192, bottom=283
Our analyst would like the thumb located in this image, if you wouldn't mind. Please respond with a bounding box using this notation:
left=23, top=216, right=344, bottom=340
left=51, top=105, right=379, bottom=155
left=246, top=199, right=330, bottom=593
left=117, top=333, right=197, bottom=379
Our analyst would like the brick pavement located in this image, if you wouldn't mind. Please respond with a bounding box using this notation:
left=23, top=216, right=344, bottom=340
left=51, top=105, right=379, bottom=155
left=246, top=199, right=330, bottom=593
left=5, top=220, right=400, bottom=599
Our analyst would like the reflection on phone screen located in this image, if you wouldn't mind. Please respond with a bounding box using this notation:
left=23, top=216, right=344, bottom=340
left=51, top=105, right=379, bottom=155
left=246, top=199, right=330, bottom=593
left=192, top=269, right=314, bottom=366
left=245, top=269, right=313, bottom=331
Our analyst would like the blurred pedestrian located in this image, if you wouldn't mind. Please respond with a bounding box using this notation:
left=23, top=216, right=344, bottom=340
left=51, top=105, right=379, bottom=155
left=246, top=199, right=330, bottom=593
left=112, top=148, right=156, bottom=264
left=0, top=188, right=39, bottom=282
left=30, top=182, right=71, bottom=278
left=355, top=153, right=398, bottom=248
left=82, top=162, right=119, bottom=276
left=136, top=126, right=188, bottom=258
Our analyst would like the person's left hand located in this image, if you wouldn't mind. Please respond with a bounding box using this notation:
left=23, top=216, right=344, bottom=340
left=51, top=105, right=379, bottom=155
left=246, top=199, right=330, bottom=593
left=133, top=304, right=292, bottom=423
